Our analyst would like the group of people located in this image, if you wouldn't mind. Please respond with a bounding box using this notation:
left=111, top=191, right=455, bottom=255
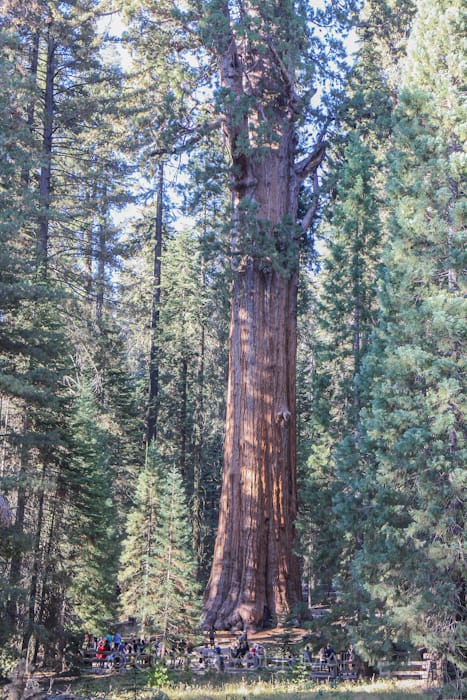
left=303, top=641, right=356, bottom=671
left=82, top=632, right=154, bottom=665
left=200, top=630, right=267, bottom=672
left=199, top=641, right=224, bottom=671
left=227, top=632, right=264, bottom=668
left=83, top=629, right=355, bottom=675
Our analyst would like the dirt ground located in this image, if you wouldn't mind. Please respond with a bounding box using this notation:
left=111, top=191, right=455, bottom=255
left=1, top=628, right=443, bottom=700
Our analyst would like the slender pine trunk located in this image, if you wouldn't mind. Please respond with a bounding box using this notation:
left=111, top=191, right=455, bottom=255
left=146, top=163, right=164, bottom=446
left=37, top=29, right=55, bottom=272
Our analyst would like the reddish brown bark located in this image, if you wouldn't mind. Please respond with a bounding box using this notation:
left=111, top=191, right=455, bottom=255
left=203, top=2, right=324, bottom=630
left=204, top=112, right=304, bottom=630
left=204, top=259, right=302, bottom=629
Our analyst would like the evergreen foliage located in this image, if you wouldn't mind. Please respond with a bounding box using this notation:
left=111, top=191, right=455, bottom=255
left=0, top=0, right=132, bottom=658
left=120, top=444, right=161, bottom=638
left=0, top=0, right=464, bottom=681
left=66, top=381, right=120, bottom=634
left=297, top=131, right=383, bottom=606
left=339, top=0, right=466, bottom=670
left=120, top=446, right=202, bottom=646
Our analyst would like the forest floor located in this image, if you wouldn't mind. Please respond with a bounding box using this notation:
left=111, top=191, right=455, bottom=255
left=24, top=670, right=442, bottom=700
left=2, top=627, right=450, bottom=700
left=12, top=628, right=448, bottom=700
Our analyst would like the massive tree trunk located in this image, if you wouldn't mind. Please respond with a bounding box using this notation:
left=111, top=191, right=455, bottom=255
left=205, top=259, right=302, bottom=629
left=204, top=3, right=324, bottom=629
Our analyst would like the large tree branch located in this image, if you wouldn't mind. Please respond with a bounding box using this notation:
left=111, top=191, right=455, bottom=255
left=293, top=121, right=330, bottom=233
left=294, top=118, right=330, bottom=179
left=294, top=141, right=326, bottom=180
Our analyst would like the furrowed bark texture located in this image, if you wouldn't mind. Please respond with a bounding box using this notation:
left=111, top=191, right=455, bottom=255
left=205, top=258, right=301, bottom=629
left=204, top=1, right=321, bottom=630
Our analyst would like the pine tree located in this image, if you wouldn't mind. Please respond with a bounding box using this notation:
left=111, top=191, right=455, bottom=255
left=0, top=27, right=40, bottom=648
left=153, top=465, right=202, bottom=654
left=66, top=381, right=120, bottom=635
left=120, top=446, right=161, bottom=639
left=118, top=187, right=230, bottom=584
left=297, top=133, right=383, bottom=607
left=0, top=0, right=131, bottom=659
left=120, top=449, right=201, bottom=647
left=295, top=0, right=418, bottom=636
left=346, top=0, right=466, bottom=671
left=0, top=41, right=75, bottom=646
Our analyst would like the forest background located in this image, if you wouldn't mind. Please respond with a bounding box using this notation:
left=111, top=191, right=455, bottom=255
left=0, top=0, right=464, bottom=685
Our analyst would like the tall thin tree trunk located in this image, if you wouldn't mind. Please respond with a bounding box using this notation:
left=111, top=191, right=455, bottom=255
left=32, top=495, right=59, bottom=664
left=140, top=479, right=155, bottom=641
left=84, top=187, right=94, bottom=303
left=95, top=187, right=107, bottom=322
left=146, top=162, right=164, bottom=446
left=21, top=29, right=40, bottom=187
left=179, top=356, right=188, bottom=481
left=23, top=461, right=46, bottom=656
left=7, top=413, right=30, bottom=638
left=0, top=397, right=9, bottom=478
left=37, top=29, right=55, bottom=271
left=353, top=292, right=361, bottom=439
left=193, top=262, right=206, bottom=573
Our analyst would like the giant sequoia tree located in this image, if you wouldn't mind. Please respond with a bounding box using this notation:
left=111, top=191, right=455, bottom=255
left=122, top=0, right=353, bottom=629
left=124, top=0, right=355, bottom=629
left=200, top=0, right=356, bottom=630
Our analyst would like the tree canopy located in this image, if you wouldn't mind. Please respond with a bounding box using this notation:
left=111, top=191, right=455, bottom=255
left=0, top=0, right=464, bottom=687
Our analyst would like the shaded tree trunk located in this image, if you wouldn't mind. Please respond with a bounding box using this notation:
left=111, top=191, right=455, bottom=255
left=6, top=413, right=30, bottom=638
left=192, top=263, right=206, bottom=573
left=205, top=258, right=302, bottom=629
left=23, top=462, right=46, bottom=656
left=146, top=163, right=164, bottom=446
left=21, top=29, right=39, bottom=188
left=37, top=29, right=55, bottom=271
left=95, top=189, right=107, bottom=322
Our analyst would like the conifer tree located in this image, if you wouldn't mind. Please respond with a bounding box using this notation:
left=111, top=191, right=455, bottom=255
left=66, top=381, right=120, bottom=634
left=297, top=133, right=382, bottom=606
left=153, top=466, right=202, bottom=654
left=0, top=27, right=75, bottom=646
left=0, top=0, right=131, bottom=657
left=122, top=0, right=359, bottom=629
left=0, top=26, right=40, bottom=649
left=345, top=0, right=465, bottom=671
left=295, top=0, right=417, bottom=625
left=120, top=445, right=161, bottom=639
left=181, top=146, right=231, bottom=581
left=120, top=450, right=201, bottom=647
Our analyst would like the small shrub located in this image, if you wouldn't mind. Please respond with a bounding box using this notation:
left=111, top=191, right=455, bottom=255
left=147, top=662, right=170, bottom=689
left=0, top=647, right=17, bottom=680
